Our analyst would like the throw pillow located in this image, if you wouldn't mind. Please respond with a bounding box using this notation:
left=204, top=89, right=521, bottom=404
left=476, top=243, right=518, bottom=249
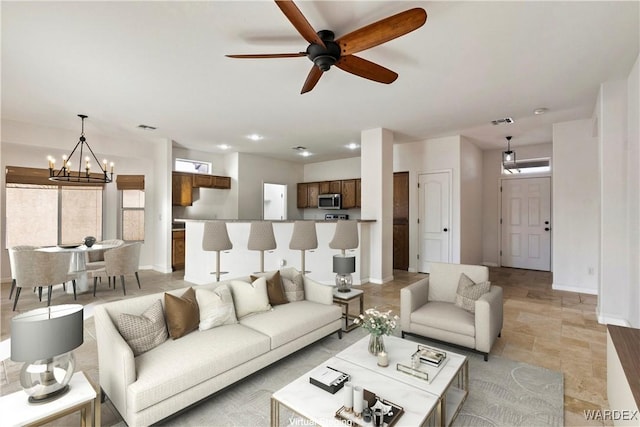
left=165, top=287, right=200, bottom=339
left=454, top=273, right=491, bottom=313
left=229, top=277, right=272, bottom=318
left=251, top=270, right=288, bottom=306
left=279, top=267, right=305, bottom=302
left=117, top=299, right=168, bottom=356
left=195, top=285, right=238, bottom=331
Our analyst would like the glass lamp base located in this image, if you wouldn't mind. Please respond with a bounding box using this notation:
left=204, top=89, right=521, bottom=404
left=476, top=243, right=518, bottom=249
left=20, top=352, right=75, bottom=403
left=336, top=273, right=353, bottom=293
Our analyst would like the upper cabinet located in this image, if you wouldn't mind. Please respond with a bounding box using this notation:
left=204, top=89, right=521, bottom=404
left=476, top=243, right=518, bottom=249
left=172, top=171, right=231, bottom=206
left=341, top=179, right=357, bottom=209
left=297, top=182, right=320, bottom=208
left=319, top=180, right=341, bottom=194
left=297, top=178, right=361, bottom=209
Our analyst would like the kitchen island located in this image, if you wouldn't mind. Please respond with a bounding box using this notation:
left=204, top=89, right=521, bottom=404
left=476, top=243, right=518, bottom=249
left=178, top=219, right=374, bottom=285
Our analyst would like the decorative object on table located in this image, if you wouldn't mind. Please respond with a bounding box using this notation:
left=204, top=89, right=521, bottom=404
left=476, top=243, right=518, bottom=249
left=10, top=304, right=84, bottom=403
left=308, top=366, right=350, bottom=394
left=377, top=350, right=389, bottom=367
left=354, top=308, right=399, bottom=355
left=335, top=391, right=405, bottom=427
left=83, top=236, right=96, bottom=248
left=329, top=220, right=359, bottom=292
left=333, top=255, right=355, bottom=292
left=396, top=344, right=449, bottom=382
left=417, top=344, right=447, bottom=366
left=353, top=386, right=364, bottom=417
left=362, top=407, right=372, bottom=423
left=343, top=382, right=353, bottom=412
left=47, top=114, right=114, bottom=184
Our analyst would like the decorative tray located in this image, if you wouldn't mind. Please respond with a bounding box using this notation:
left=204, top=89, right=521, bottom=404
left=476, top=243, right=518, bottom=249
left=335, top=389, right=404, bottom=427
left=58, top=244, right=81, bottom=249
left=396, top=344, right=448, bottom=382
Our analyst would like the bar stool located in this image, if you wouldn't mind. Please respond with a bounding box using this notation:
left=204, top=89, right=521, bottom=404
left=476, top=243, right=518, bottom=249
left=247, top=221, right=276, bottom=273
left=329, top=220, right=359, bottom=292
left=289, top=221, right=317, bottom=274
left=202, top=221, right=233, bottom=282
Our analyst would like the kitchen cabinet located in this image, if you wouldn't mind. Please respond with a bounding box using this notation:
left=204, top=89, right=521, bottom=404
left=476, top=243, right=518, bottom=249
left=319, top=180, right=341, bottom=194
left=297, top=178, right=361, bottom=209
left=213, top=176, right=231, bottom=189
left=356, top=179, right=361, bottom=208
left=172, top=172, right=193, bottom=206
left=192, top=174, right=231, bottom=189
left=297, top=182, right=320, bottom=208
left=341, top=179, right=357, bottom=209
left=172, top=229, right=185, bottom=270
left=297, top=183, right=308, bottom=208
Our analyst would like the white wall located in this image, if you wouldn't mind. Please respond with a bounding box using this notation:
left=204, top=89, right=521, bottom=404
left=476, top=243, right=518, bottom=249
left=1, top=119, right=165, bottom=278
left=552, top=119, right=599, bottom=293
left=394, top=135, right=461, bottom=272
left=481, top=143, right=552, bottom=267
left=627, top=56, right=640, bottom=328
left=460, top=137, right=484, bottom=265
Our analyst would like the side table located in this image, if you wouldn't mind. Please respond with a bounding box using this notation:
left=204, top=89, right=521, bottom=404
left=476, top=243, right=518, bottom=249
left=332, top=288, right=364, bottom=332
left=0, top=371, right=100, bottom=427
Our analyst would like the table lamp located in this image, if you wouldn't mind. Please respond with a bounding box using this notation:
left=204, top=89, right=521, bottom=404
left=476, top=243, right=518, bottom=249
left=11, top=304, right=84, bottom=403
left=333, top=255, right=355, bottom=293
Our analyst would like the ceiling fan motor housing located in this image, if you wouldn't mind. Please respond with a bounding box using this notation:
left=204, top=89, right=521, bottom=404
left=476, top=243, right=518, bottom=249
left=307, top=30, right=341, bottom=71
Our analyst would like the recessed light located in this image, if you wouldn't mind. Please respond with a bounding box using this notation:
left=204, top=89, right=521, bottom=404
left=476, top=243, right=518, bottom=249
left=247, top=133, right=263, bottom=141
left=534, top=108, right=549, bottom=115
left=299, top=151, right=313, bottom=157
left=218, top=144, right=230, bottom=150
left=346, top=142, right=360, bottom=150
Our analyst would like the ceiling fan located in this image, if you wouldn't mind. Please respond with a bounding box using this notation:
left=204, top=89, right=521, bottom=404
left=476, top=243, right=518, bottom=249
left=226, top=0, right=427, bottom=94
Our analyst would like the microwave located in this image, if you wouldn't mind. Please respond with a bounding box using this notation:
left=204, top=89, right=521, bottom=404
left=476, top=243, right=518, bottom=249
left=318, top=193, right=341, bottom=209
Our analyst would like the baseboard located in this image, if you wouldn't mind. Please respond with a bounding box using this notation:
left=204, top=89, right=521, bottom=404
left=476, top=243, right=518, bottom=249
left=482, top=262, right=499, bottom=267
left=368, top=275, right=394, bottom=285
left=597, top=315, right=631, bottom=327
left=150, top=264, right=173, bottom=274
left=552, top=282, right=598, bottom=295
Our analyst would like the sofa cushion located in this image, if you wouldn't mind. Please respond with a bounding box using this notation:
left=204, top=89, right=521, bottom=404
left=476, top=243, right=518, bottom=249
left=239, top=300, right=341, bottom=349
left=251, top=270, right=288, bottom=306
left=117, top=299, right=168, bottom=356
left=229, top=277, right=272, bottom=318
left=280, top=268, right=305, bottom=302
left=195, top=285, right=237, bottom=330
left=411, top=301, right=475, bottom=337
left=165, top=287, right=200, bottom=339
left=128, top=324, right=270, bottom=413
left=454, top=273, right=491, bottom=313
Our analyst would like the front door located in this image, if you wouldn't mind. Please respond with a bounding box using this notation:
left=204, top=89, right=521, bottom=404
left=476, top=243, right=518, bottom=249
left=418, top=171, right=451, bottom=272
left=501, top=177, right=551, bottom=271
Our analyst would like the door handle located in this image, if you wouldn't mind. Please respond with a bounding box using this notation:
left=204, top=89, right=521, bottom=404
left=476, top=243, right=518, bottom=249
left=545, top=227, right=550, bottom=231
left=443, top=228, right=448, bottom=232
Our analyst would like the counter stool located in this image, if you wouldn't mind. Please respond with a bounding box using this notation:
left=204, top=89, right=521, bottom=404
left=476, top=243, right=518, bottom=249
left=289, top=221, right=317, bottom=274
left=329, top=220, right=359, bottom=293
left=248, top=221, right=276, bottom=273
left=202, top=221, right=233, bottom=282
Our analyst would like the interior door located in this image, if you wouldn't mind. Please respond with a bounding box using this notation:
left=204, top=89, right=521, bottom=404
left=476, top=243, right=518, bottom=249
left=263, top=183, right=287, bottom=220
left=418, top=171, right=451, bottom=272
left=393, top=172, right=409, bottom=270
left=501, top=177, right=551, bottom=271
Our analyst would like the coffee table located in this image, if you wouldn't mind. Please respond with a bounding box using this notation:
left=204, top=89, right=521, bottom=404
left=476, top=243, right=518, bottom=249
left=271, top=356, right=439, bottom=426
left=336, top=335, right=469, bottom=426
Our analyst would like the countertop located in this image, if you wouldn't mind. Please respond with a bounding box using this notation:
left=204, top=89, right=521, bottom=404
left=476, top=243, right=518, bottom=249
left=175, top=218, right=376, bottom=223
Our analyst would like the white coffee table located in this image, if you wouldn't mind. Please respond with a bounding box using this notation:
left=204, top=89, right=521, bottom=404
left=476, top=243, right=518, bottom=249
left=271, top=356, right=439, bottom=426
left=336, top=335, right=469, bottom=426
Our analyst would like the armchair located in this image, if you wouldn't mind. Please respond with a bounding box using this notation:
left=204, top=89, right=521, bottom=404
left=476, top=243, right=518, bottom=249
left=400, top=262, right=503, bottom=361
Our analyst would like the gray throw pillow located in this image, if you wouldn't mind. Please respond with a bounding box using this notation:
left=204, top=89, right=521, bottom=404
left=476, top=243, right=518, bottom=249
left=454, top=273, right=491, bottom=313
left=117, top=299, right=168, bottom=356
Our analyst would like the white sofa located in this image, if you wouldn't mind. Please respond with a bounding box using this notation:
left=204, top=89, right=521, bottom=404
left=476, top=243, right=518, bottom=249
left=94, top=270, right=342, bottom=426
left=400, top=262, right=503, bottom=361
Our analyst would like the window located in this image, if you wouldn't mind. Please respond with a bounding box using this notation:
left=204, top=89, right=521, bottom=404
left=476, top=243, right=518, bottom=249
left=122, top=190, right=145, bottom=241
left=6, top=183, right=103, bottom=247
left=175, top=158, right=212, bottom=174
left=502, top=158, right=551, bottom=175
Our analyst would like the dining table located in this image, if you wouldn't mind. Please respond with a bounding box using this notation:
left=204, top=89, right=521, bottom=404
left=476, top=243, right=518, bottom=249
left=37, top=243, right=119, bottom=294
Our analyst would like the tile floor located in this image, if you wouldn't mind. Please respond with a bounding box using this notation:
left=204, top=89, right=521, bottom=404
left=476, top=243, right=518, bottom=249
left=1, top=267, right=611, bottom=426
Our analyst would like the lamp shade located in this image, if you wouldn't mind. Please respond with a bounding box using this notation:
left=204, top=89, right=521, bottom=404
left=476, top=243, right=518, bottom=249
left=11, top=304, right=83, bottom=362
left=333, top=255, right=356, bottom=274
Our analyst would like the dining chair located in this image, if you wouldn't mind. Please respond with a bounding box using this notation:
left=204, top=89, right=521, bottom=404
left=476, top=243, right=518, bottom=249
left=91, top=242, right=141, bottom=296
left=86, top=239, right=125, bottom=287
left=7, top=245, right=39, bottom=300
left=12, top=250, right=76, bottom=311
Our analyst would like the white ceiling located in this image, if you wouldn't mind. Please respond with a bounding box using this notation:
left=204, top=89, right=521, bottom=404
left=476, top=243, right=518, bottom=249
left=2, top=1, right=639, bottom=163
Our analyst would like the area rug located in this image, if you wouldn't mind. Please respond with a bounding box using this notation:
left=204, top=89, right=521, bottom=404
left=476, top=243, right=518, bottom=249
left=110, top=329, right=563, bottom=426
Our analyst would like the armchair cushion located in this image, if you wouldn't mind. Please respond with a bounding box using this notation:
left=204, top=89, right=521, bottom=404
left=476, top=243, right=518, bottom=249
left=454, top=273, right=491, bottom=313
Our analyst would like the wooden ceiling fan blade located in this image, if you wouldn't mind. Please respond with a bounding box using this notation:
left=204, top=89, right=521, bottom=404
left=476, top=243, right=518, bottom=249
left=275, top=0, right=326, bottom=48
left=336, top=55, right=398, bottom=84
left=300, top=66, right=323, bottom=94
left=226, top=53, right=307, bottom=59
left=337, top=8, right=427, bottom=56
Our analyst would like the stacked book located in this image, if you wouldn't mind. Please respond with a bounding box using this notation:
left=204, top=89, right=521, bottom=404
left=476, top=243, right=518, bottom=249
left=417, top=346, right=446, bottom=367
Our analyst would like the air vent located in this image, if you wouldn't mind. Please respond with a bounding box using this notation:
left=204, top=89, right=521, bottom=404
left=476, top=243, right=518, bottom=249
left=291, top=146, right=307, bottom=151
left=491, top=117, right=514, bottom=126
left=137, top=124, right=157, bottom=130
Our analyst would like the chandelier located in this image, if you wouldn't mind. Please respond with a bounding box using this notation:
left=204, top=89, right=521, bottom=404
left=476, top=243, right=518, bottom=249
left=48, top=115, right=113, bottom=183
left=502, top=135, right=517, bottom=171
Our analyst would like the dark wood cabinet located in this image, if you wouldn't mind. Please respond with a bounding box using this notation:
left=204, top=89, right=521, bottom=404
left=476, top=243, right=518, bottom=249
left=307, top=182, right=319, bottom=208
left=172, top=229, right=185, bottom=270
left=393, top=172, right=410, bottom=270
left=172, top=172, right=193, bottom=206
left=319, top=180, right=341, bottom=194
left=356, top=179, right=361, bottom=208
left=341, top=179, right=357, bottom=209
left=297, top=178, right=361, bottom=209
left=192, top=174, right=231, bottom=189
left=297, top=183, right=308, bottom=208
left=213, top=176, right=231, bottom=189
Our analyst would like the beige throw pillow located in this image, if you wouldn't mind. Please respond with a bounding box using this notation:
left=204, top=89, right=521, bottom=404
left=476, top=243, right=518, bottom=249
left=165, top=287, right=200, bottom=339
left=454, top=273, right=491, bottom=313
left=279, top=267, right=305, bottom=302
left=117, top=299, right=168, bottom=356
left=229, top=277, right=272, bottom=318
left=195, top=285, right=238, bottom=330
left=251, top=270, right=288, bottom=306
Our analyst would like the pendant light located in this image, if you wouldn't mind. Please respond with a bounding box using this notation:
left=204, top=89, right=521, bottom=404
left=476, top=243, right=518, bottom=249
left=502, top=136, right=516, bottom=170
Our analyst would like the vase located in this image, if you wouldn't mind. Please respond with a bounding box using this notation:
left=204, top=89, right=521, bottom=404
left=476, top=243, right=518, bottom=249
left=83, top=236, right=96, bottom=248
left=368, top=334, right=385, bottom=355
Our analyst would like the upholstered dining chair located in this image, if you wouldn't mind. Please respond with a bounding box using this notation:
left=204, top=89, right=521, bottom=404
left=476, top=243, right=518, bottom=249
left=289, top=221, right=317, bottom=274
left=7, top=245, right=39, bottom=300
left=202, top=221, right=233, bottom=282
left=85, top=239, right=125, bottom=288
left=12, top=250, right=76, bottom=311
left=91, top=242, right=141, bottom=296
left=247, top=221, right=276, bottom=273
